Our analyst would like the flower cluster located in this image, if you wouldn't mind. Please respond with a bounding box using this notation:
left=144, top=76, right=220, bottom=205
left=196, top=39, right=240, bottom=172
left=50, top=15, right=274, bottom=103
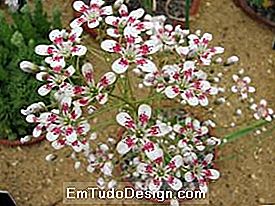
left=119, top=104, right=220, bottom=194
left=19, top=0, right=274, bottom=205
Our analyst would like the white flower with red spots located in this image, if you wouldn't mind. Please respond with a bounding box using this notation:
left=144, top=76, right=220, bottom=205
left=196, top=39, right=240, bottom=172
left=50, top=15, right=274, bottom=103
left=54, top=83, right=76, bottom=108
left=116, top=104, right=172, bottom=156
left=27, top=106, right=90, bottom=151
left=70, top=0, right=113, bottom=29
left=150, top=24, right=189, bottom=51
left=231, top=74, right=255, bottom=99
left=163, top=61, right=218, bottom=106
left=86, top=143, right=114, bottom=176
left=188, top=33, right=224, bottom=65
left=250, top=99, right=274, bottom=122
left=101, top=36, right=159, bottom=74
left=35, top=27, right=87, bottom=68
left=74, top=63, right=116, bottom=106
left=143, top=64, right=179, bottom=92
left=36, top=65, right=75, bottom=96
left=137, top=155, right=183, bottom=191
left=174, top=117, right=209, bottom=152
left=105, top=4, right=151, bottom=38
left=184, top=153, right=220, bottom=193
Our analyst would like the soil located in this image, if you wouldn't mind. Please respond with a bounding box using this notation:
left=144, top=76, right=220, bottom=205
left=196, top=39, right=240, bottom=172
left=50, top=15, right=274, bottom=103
left=0, top=0, right=275, bottom=206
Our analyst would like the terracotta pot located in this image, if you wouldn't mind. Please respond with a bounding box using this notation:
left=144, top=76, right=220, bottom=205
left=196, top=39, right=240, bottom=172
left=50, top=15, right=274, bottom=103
left=116, top=110, right=219, bottom=204
left=0, top=135, right=45, bottom=147
left=234, top=0, right=275, bottom=29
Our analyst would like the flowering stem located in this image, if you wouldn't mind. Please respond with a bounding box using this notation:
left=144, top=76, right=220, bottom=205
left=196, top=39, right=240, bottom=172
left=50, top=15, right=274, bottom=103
left=216, top=124, right=275, bottom=162
left=126, top=70, right=135, bottom=102
left=220, top=119, right=272, bottom=146
left=109, top=93, right=135, bottom=109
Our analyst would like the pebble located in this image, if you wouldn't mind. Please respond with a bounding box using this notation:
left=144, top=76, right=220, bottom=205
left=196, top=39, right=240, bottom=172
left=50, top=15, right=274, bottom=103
left=74, top=161, right=81, bottom=170
left=45, top=154, right=57, bottom=162
left=238, top=68, right=245, bottom=74
left=236, top=109, right=242, bottom=116
left=250, top=174, right=257, bottom=180
left=11, top=160, right=19, bottom=167
left=258, top=197, right=265, bottom=204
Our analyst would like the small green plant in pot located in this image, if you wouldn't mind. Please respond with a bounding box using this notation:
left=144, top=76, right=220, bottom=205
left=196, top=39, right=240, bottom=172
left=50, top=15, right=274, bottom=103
left=0, top=0, right=61, bottom=143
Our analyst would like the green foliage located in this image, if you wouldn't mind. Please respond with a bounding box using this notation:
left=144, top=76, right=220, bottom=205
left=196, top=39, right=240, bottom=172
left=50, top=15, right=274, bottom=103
left=249, top=0, right=264, bottom=7
left=140, top=0, right=153, bottom=14
left=0, top=0, right=61, bottom=140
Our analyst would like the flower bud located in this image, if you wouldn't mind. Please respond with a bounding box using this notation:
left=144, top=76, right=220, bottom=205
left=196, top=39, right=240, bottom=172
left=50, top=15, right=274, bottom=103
left=20, top=61, right=38, bottom=73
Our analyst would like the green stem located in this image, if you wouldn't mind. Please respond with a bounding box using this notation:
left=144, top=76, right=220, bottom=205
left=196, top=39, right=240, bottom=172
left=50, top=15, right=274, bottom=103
left=109, top=93, right=135, bottom=109
left=220, top=119, right=271, bottom=146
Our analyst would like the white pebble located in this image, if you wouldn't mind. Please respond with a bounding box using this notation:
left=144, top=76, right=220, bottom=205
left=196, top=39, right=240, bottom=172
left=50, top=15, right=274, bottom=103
left=215, top=57, right=223, bottom=64
left=20, top=136, right=31, bottom=144
left=90, top=132, right=97, bottom=140
left=217, top=72, right=223, bottom=77
left=45, top=154, right=57, bottom=162
left=218, top=87, right=225, bottom=93
left=236, top=109, right=242, bottom=116
left=74, top=161, right=81, bottom=170
left=138, top=83, right=144, bottom=89
left=238, top=68, right=244, bottom=74
left=214, top=77, right=220, bottom=83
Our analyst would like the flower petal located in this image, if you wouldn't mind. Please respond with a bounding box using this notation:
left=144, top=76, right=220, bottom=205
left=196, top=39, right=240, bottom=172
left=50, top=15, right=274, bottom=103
left=148, top=178, right=162, bottom=192
left=35, top=45, right=57, bottom=56
left=136, top=58, right=157, bottom=73
left=38, top=83, right=55, bottom=96
left=87, top=19, right=100, bottom=29
left=101, top=40, right=121, bottom=53
left=167, top=155, right=183, bottom=170
left=112, top=58, right=129, bottom=74
left=165, top=85, right=180, bottom=99
left=49, top=29, right=63, bottom=44
left=147, top=123, right=172, bottom=137
left=96, top=93, right=108, bottom=104
left=116, top=112, right=136, bottom=130
left=129, top=8, right=144, bottom=20
left=82, top=63, right=95, bottom=86
left=116, top=136, right=137, bottom=155
left=137, top=163, right=151, bottom=174
left=138, top=104, right=151, bottom=126
left=184, top=171, right=195, bottom=182
left=70, top=16, right=87, bottom=28
left=165, top=176, right=182, bottom=191
left=97, top=72, right=116, bottom=88
left=204, top=169, right=220, bottom=180
left=71, top=45, right=87, bottom=56
left=73, top=1, right=87, bottom=12
left=101, top=5, right=113, bottom=15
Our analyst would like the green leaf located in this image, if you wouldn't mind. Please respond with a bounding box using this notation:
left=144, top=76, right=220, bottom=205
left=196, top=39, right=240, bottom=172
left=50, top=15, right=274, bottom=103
left=220, top=120, right=272, bottom=146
